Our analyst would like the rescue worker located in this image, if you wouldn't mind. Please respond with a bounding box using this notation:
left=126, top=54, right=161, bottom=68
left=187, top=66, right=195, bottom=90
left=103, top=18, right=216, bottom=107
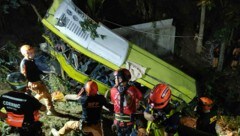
left=110, top=68, right=143, bottom=136
left=196, top=97, right=217, bottom=135
left=212, top=44, right=220, bottom=69
left=0, top=72, right=46, bottom=136
left=20, top=44, right=54, bottom=115
left=230, top=44, right=240, bottom=70
left=51, top=80, right=113, bottom=136
left=144, top=84, right=180, bottom=136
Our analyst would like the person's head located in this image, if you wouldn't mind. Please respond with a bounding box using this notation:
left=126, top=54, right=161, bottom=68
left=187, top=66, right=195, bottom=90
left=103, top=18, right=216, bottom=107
left=148, top=84, right=171, bottom=109
left=6, top=72, right=28, bottom=92
left=114, top=68, right=131, bottom=86
left=84, top=80, right=98, bottom=96
left=198, top=97, right=214, bottom=112
left=20, top=45, right=35, bottom=59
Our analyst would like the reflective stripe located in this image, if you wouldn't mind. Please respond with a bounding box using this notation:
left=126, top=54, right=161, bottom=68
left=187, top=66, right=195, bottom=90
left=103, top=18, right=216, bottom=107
left=6, top=112, right=24, bottom=127
left=114, top=113, right=131, bottom=122
left=2, top=95, right=27, bottom=102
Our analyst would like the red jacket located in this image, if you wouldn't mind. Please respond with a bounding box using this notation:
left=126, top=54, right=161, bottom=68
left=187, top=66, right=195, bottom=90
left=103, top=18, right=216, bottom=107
left=110, top=85, right=142, bottom=115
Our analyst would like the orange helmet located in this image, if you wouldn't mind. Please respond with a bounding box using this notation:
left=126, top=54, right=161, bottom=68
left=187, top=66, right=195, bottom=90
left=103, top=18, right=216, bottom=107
left=85, top=80, right=98, bottom=96
left=114, top=68, right=131, bottom=82
left=199, top=97, right=213, bottom=111
left=149, top=84, right=171, bottom=109
left=20, top=45, right=34, bottom=56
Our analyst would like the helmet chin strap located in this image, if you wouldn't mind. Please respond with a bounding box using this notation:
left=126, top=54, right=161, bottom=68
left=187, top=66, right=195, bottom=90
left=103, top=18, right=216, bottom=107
left=116, top=76, right=124, bottom=87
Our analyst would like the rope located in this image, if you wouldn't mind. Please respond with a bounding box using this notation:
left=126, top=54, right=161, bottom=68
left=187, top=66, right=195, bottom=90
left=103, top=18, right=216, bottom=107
left=103, top=19, right=199, bottom=39
left=53, top=0, right=200, bottom=39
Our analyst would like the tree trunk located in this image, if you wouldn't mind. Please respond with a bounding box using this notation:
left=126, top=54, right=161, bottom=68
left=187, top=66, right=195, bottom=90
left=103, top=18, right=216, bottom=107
left=196, top=3, right=206, bottom=54
left=217, top=28, right=234, bottom=71
left=217, top=42, right=225, bottom=71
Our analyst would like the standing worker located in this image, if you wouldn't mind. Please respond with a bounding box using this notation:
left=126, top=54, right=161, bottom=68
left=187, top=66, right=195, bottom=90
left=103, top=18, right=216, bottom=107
left=51, top=80, right=113, bottom=136
left=20, top=44, right=55, bottom=115
left=212, top=42, right=220, bottom=69
left=196, top=97, right=217, bottom=136
left=230, top=40, right=240, bottom=70
left=110, top=68, right=143, bottom=136
left=0, top=72, right=46, bottom=136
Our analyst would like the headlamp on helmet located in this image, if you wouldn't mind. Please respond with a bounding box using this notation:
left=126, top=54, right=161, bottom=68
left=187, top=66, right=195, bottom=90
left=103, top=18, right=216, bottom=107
left=149, top=84, right=171, bottom=109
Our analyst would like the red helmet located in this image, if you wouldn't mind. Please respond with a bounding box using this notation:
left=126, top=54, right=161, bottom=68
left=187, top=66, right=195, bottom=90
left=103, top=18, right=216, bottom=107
left=149, top=84, right=171, bottom=109
left=199, top=97, right=213, bottom=111
left=114, top=68, right=131, bottom=82
left=85, top=80, right=98, bottom=96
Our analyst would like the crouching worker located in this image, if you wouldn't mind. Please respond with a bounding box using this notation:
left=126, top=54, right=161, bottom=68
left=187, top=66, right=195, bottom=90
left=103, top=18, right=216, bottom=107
left=0, top=72, right=46, bottom=136
left=51, top=80, right=113, bottom=136
left=144, top=84, right=180, bottom=136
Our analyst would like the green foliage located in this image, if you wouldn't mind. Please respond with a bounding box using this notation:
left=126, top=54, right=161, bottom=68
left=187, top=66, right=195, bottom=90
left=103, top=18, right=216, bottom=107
left=86, top=0, right=105, bottom=20
left=45, top=73, right=67, bottom=93
left=0, top=41, right=21, bottom=82
left=220, top=116, right=240, bottom=130
left=197, top=0, right=215, bottom=10
left=213, top=27, right=231, bottom=42
left=80, top=19, right=105, bottom=40
left=0, top=0, right=28, bottom=14
left=0, top=65, right=10, bottom=82
left=0, top=122, right=13, bottom=135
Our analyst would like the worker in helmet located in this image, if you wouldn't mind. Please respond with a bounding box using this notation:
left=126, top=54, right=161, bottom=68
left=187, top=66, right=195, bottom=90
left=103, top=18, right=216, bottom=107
left=20, top=44, right=55, bottom=115
left=196, top=97, right=217, bottom=135
left=110, top=68, right=143, bottom=136
left=51, top=80, right=113, bottom=136
left=0, top=72, right=46, bottom=135
left=144, top=83, right=180, bottom=136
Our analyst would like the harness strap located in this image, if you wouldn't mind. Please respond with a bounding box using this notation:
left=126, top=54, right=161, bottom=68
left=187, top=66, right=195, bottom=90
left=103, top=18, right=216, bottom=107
left=117, top=85, right=129, bottom=114
left=115, top=113, right=131, bottom=122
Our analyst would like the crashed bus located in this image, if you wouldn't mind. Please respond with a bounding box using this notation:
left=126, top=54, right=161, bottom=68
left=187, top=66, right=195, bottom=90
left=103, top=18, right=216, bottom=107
left=41, top=0, right=196, bottom=104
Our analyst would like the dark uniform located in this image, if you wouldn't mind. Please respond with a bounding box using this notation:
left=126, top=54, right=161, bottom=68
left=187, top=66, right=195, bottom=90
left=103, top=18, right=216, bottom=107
left=196, top=97, right=217, bottom=136
left=0, top=91, right=43, bottom=136
left=20, top=58, right=43, bottom=82
left=79, top=93, right=113, bottom=124
left=145, top=102, right=180, bottom=135
left=55, top=93, right=113, bottom=136
left=196, top=111, right=217, bottom=135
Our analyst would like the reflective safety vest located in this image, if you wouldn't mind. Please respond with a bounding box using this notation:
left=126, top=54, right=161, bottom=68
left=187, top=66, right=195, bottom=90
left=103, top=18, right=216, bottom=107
left=6, top=111, right=40, bottom=128
left=6, top=112, right=24, bottom=127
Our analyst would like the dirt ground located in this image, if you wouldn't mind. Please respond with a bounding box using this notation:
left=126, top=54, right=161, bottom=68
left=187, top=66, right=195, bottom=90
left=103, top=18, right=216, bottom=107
left=41, top=101, right=115, bottom=136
